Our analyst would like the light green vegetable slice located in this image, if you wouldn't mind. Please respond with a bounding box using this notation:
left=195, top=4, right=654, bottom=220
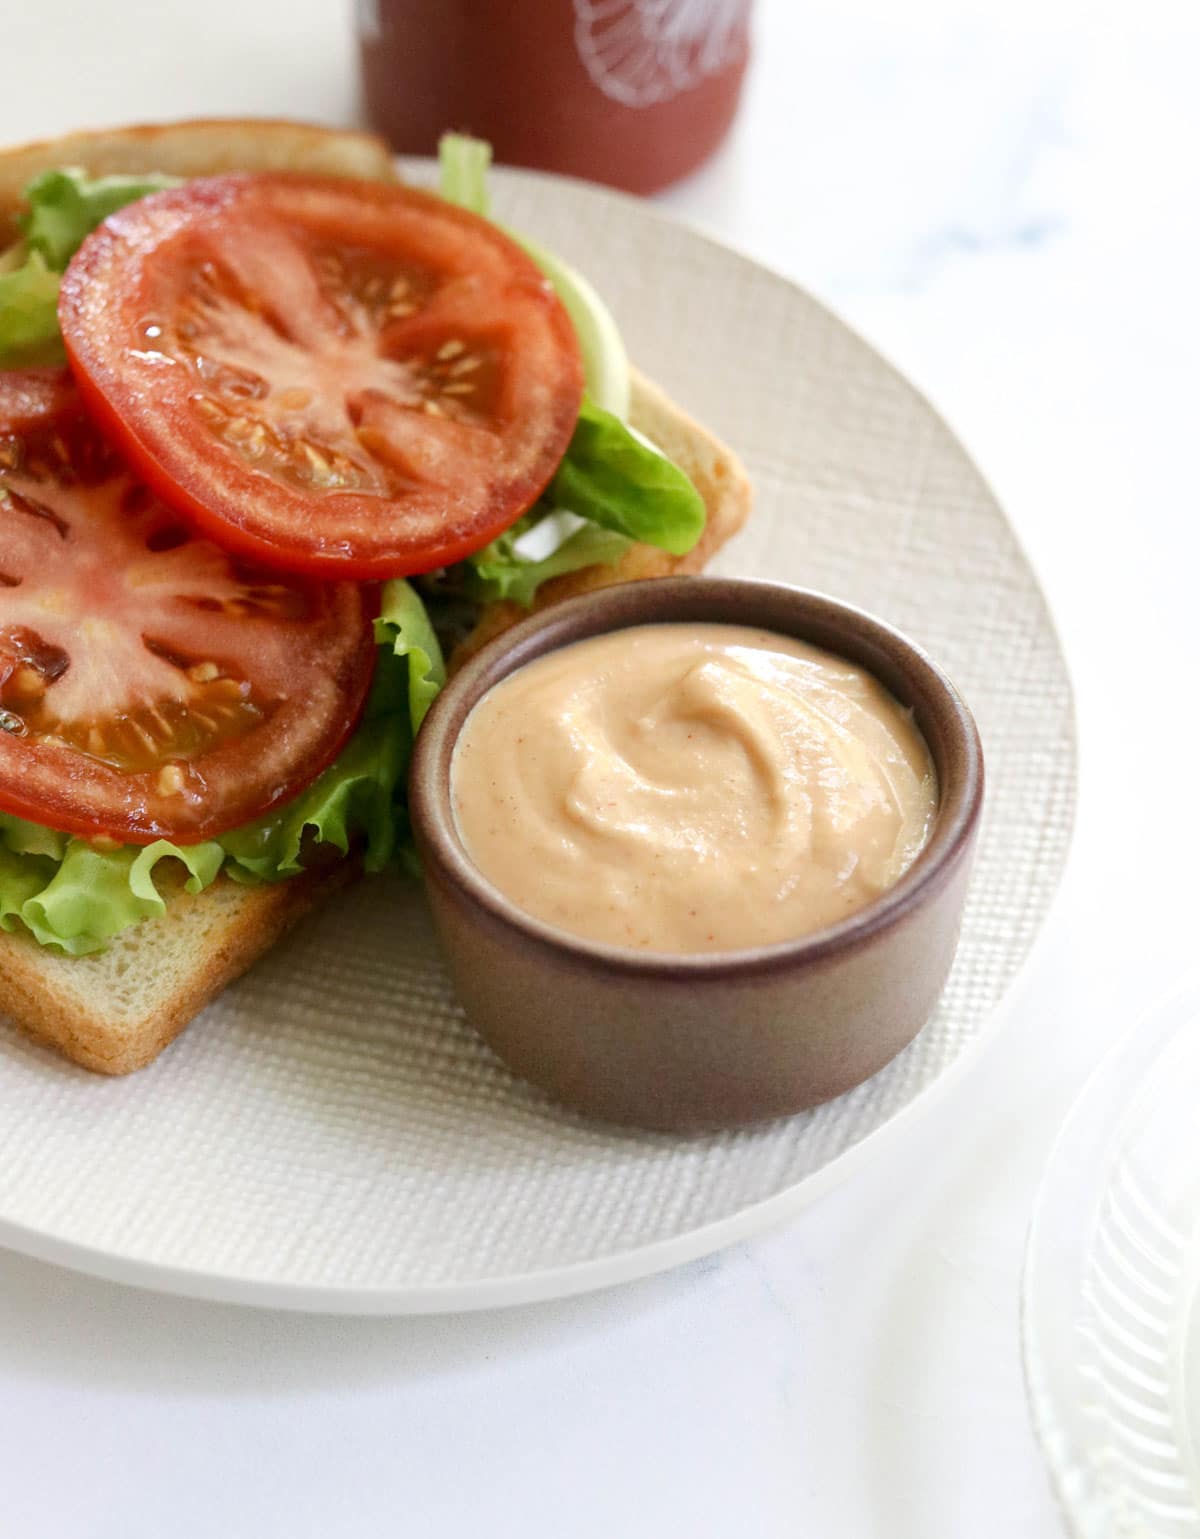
left=516, top=235, right=631, bottom=420
left=437, top=133, right=630, bottom=418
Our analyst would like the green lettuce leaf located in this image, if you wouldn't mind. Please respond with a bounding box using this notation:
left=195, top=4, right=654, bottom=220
left=468, top=509, right=630, bottom=608
left=22, top=841, right=223, bottom=955
left=379, top=573, right=446, bottom=731
left=437, top=133, right=492, bottom=218
left=20, top=167, right=180, bottom=269
left=219, top=579, right=444, bottom=883
left=0, top=251, right=64, bottom=366
left=459, top=394, right=707, bottom=607
left=0, top=818, right=223, bottom=957
left=548, top=395, right=705, bottom=556
left=0, top=581, right=443, bottom=952
left=0, top=167, right=179, bottom=368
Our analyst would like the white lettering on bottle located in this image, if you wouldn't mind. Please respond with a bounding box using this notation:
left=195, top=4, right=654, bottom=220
left=573, top=0, right=750, bottom=108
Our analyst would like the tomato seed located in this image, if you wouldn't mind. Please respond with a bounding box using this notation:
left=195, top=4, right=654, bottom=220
left=156, top=764, right=185, bottom=796
left=276, top=387, right=313, bottom=412
left=436, top=340, right=465, bottom=361
left=8, top=667, right=45, bottom=701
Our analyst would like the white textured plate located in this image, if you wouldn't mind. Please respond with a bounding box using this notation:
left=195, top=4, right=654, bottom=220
left=1023, top=979, right=1200, bottom=1537
left=0, top=168, right=1075, bottom=1312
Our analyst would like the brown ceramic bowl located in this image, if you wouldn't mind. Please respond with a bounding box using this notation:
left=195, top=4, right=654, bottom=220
left=410, top=578, right=984, bottom=1133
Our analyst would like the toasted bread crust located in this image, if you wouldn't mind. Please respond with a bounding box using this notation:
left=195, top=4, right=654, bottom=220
left=0, top=118, right=396, bottom=239
left=0, top=119, right=752, bottom=1076
left=0, top=865, right=352, bottom=1075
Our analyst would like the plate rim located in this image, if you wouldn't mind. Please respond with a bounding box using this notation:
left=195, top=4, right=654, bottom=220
left=0, top=166, right=1078, bottom=1314
left=0, top=919, right=1056, bottom=1313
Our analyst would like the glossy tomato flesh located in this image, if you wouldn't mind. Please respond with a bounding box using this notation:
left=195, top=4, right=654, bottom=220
left=0, top=370, right=375, bottom=845
left=59, top=175, right=585, bottom=579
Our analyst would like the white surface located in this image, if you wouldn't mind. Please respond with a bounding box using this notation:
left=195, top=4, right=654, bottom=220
left=0, top=162, right=1074, bottom=1308
left=0, top=0, right=1193, bottom=1532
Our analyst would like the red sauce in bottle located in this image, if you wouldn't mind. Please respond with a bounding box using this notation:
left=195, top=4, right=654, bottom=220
left=357, top=0, right=752, bottom=195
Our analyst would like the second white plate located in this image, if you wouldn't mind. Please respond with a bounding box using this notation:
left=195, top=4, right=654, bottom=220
left=1024, top=980, right=1200, bottom=1536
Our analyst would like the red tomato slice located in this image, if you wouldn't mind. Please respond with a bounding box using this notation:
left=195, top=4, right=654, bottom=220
left=0, top=370, right=375, bottom=845
left=58, top=175, right=584, bottom=580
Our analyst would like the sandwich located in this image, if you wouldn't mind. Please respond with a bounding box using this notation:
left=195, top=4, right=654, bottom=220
left=0, top=119, right=751, bottom=1075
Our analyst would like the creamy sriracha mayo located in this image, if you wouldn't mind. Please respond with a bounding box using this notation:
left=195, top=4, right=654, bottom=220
left=450, top=624, right=937, bottom=953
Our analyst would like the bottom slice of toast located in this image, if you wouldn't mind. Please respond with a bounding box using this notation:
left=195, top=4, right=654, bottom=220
left=0, top=865, right=350, bottom=1075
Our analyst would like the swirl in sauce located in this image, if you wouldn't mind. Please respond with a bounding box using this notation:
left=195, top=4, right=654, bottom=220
left=450, top=623, right=937, bottom=953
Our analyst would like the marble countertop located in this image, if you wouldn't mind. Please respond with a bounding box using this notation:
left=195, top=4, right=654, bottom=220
left=3, top=1, right=1198, bottom=1533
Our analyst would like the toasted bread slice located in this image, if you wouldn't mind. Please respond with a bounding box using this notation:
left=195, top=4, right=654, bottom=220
left=0, top=865, right=351, bottom=1075
left=0, top=119, right=752, bottom=1075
